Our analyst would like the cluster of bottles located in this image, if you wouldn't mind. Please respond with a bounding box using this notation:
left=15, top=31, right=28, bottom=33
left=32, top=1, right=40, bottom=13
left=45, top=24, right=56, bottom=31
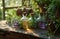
left=13, top=5, right=46, bottom=30
left=13, top=13, right=46, bottom=30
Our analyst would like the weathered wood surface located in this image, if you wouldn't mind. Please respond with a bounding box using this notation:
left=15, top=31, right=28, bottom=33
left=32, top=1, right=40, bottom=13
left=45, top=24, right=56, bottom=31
left=0, top=29, right=44, bottom=39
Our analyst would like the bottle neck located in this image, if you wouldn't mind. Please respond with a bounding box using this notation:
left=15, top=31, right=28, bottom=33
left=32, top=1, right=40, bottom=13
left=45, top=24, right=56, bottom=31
left=38, top=14, right=41, bottom=18
left=29, top=14, right=32, bottom=17
left=22, top=14, right=25, bottom=17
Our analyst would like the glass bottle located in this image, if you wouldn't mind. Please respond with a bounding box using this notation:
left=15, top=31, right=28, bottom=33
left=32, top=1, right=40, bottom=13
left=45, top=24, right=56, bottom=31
left=28, top=13, right=33, bottom=28
left=28, top=13, right=36, bottom=28
left=37, top=13, right=46, bottom=29
left=36, top=13, right=41, bottom=22
left=14, top=20, right=19, bottom=30
left=21, top=13, right=29, bottom=30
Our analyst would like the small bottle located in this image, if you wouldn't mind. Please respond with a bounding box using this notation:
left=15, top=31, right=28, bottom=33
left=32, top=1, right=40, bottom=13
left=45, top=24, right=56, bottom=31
left=21, top=13, right=29, bottom=30
left=28, top=13, right=36, bottom=28
left=14, top=20, right=19, bottom=30
left=37, top=13, right=46, bottom=29
left=28, top=13, right=33, bottom=28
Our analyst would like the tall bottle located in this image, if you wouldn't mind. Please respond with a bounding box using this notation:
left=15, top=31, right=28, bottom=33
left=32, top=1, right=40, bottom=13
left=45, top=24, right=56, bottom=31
left=36, top=13, right=41, bottom=22
left=21, top=13, right=29, bottom=30
left=37, top=13, right=46, bottom=29
left=28, top=13, right=36, bottom=28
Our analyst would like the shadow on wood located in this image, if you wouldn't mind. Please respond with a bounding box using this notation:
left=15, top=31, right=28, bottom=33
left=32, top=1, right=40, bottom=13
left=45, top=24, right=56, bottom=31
left=0, top=29, right=45, bottom=39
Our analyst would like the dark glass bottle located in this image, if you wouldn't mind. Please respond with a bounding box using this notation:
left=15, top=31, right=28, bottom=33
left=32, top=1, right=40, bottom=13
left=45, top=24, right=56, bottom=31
left=28, top=13, right=36, bottom=28
left=37, top=13, right=46, bottom=29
